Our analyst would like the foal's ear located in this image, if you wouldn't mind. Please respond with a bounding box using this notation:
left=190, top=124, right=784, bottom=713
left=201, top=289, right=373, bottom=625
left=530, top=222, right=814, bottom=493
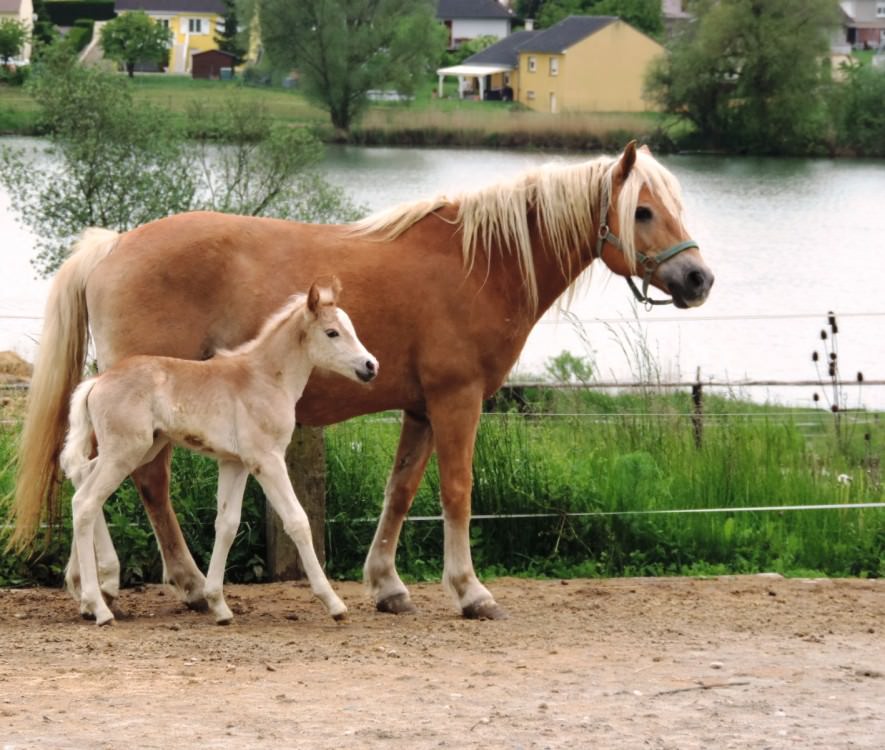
left=307, top=275, right=342, bottom=314
left=307, top=282, right=321, bottom=314
left=616, top=140, right=637, bottom=181
left=639, top=144, right=652, bottom=155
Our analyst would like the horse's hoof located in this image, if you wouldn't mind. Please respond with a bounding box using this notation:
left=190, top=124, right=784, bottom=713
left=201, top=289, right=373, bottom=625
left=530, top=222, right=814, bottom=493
left=185, top=596, right=210, bottom=613
left=96, top=613, right=115, bottom=627
left=376, top=593, right=417, bottom=615
left=462, top=599, right=509, bottom=620
left=80, top=611, right=95, bottom=621
left=332, top=611, right=347, bottom=622
left=215, top=616, right=233, bottom=626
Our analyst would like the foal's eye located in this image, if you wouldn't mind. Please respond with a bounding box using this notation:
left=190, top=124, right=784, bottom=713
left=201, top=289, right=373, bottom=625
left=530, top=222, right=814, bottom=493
left=635, top=206, right=653, bottom=222
left=325, top=330, right=339, bottom=339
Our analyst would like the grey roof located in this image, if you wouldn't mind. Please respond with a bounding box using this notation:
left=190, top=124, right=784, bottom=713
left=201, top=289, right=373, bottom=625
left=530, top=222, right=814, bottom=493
left=0, top=0, right=23, bottom=11
left=518, top=15, right=618, bottom=53
left=115, top=0, right=225, bottom=13
left=462, top=30, right=540, bottom=67
left=437, top=0, right=512, bottom=21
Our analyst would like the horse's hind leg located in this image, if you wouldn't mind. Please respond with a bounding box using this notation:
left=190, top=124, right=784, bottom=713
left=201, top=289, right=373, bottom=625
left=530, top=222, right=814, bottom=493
left=132, top=446, right=208, bottom=610
left=363, top=411, right=434, bottom=614
left=255, top=453, right=347, bottom=620
left=204, top=460, right=249, bottom=625
left=429, top=386, right=507, bottom=620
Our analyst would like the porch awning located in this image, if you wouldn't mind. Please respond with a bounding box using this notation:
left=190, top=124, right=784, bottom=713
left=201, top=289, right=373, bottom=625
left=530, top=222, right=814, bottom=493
left=436, top=64, right=513, bottom=77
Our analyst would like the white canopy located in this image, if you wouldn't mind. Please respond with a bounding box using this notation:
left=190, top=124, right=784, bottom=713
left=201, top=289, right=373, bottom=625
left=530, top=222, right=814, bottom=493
left=436, top=64, right=513, bottom=100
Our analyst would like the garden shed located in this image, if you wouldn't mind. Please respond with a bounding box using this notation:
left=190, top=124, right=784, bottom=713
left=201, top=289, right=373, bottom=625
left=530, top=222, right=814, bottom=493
left=191, top=48, right=236, bottom=79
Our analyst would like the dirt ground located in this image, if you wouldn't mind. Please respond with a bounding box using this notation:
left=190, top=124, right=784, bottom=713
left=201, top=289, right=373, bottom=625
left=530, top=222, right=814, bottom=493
left=0, top=575, right=882, bottom=749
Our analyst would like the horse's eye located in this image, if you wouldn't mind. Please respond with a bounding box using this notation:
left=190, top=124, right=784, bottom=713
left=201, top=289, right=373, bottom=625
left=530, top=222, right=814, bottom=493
left=635, top=206, right=653, bottom=222
left=325, top=330, right=339, bottom=339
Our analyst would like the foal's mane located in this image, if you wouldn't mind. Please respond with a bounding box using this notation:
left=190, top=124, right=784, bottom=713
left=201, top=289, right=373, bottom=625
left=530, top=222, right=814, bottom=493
left=216, top=294, right=308, bottom=357
left=350, top=152, right=685, bottom=311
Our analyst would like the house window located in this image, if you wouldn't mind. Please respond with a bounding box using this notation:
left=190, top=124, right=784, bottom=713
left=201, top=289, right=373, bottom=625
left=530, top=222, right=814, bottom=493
left=527, top=56, right=536, bottom=73
left=549, top=57, right=559, bottom=76
left=877, top=2, right=885, bottom=17
left=188, top=18, right=205, bottom=34
left=158, top=19, right=169, bottom=29
left=526, top=90, right=535, bottom=100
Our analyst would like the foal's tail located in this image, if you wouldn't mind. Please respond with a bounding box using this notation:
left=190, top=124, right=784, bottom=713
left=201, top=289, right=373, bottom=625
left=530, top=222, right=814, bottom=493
left=5, top=227, right=119, bottom=551
left=59, top=379, right=98, bottom=490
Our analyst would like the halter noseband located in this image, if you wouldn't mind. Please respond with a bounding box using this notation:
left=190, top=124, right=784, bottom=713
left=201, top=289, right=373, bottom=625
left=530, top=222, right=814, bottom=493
left=595, top=198, right=699, bottom=308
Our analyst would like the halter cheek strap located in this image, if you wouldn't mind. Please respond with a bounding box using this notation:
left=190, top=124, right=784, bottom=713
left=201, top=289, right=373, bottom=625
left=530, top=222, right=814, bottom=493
left=595, top=201, right=699, bottom=308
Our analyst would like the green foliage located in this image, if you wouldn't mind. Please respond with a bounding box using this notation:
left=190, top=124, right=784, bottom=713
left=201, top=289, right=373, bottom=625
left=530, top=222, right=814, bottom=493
left=830, top=62, right=885, bottom=156
left=0, top=18, right=29, bottom=64
left=646, top=0, right=838, bottom=154
left=536, top=0, right=663, bottom=36
left=0, top=51, right=363, bottom=276
left=65, top=19, right=96, bottom=54
left=544, top=350, right=594, bottom=385
left=43, top=0, right=115, bottom=26
left=99, top=10, right=172, bottom=77
left=214, top=0, right=248, bottom=64
left=259, top=0, right=446, bottom=130
left=442, top=34, right=499, bottom=67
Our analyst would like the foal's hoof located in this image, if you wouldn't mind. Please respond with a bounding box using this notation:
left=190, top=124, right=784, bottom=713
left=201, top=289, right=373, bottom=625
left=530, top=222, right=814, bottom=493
left=96, top=612, right=115, bottom=627
left=185, top=596, right=210, bottom=614
left=332, top=611, right=347, bottom=623
left=376, top=593, right=417, bottom=615
left=215, top=617, right=233, bottom=626
left=462, top=599, right=509, bottom=621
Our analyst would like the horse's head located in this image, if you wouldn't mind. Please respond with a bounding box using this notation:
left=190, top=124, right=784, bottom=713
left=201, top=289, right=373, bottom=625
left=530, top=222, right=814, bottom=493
left=598, top=142, right=714, bottom=309
left=306, top=276, right=378, bottom=383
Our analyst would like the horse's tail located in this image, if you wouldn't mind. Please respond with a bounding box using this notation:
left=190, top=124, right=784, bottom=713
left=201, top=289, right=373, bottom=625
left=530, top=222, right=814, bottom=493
left=6, top=227, right=119, bottom=551
left=59, top=379, right=98, bottom=489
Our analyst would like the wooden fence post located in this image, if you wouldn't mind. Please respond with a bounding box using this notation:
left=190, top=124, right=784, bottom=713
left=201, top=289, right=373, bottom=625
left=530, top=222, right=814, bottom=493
left=691, top=367, right=704, bottom=449
left=265, top=424, right=326, bottom=580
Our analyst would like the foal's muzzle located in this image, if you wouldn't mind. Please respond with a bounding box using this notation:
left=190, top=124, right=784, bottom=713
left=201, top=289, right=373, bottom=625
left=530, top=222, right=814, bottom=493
left=356, top=359, right=378, bottom=383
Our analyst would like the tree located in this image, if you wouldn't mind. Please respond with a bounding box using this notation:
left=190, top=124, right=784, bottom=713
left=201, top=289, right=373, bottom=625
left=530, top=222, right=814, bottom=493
left=215, top=0, right=248, bottom=64
left=0, top=18, right=28, bottom=65
left=259, top=0, right=446, bottom=131
left=646, top=0, right=839, bottom=154
left=535, top=0, right=663, bottom=37
left=99, top=10, right=171, bottom=77
left=0, top=45, right=362, bottom=277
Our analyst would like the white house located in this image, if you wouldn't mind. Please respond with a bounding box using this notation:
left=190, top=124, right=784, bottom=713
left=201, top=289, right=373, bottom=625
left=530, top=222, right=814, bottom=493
left=437, top=0, right=513, bottom=49
left=840, top=0, right=885, bottom=48
left=0, top=0, right=34, bottom=64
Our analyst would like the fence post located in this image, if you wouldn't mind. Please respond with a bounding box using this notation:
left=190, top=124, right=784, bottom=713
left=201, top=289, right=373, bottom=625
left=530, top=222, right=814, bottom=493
left=691, top=367, right=704, bottom=448
left=265, top=424, right=326, bottom=580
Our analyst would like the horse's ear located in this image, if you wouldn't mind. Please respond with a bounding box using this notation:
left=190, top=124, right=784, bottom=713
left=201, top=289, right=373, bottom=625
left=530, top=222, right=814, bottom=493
left=329, top=275, right=342, bottom=304
left=617, top=140, right=637, bottom=181
left=307, top=281, right=321, bottom=314
left=639, top=144, right=652, bottom=155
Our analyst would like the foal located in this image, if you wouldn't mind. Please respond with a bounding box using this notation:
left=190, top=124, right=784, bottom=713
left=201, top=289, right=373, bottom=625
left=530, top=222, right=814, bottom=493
left=60, top=277, right=378, bottom=626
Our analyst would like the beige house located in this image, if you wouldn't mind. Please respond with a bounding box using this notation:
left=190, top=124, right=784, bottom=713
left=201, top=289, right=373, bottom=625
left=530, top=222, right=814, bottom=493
left=0, top=0, right=34, bottom=63
left=438, top=15, right=666, bottom=113
left=517, top=16, right=665, bottom=113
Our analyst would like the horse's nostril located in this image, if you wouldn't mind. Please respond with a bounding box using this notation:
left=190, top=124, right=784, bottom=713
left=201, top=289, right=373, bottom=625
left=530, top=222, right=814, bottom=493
left=687, top=270, right=707, bottom=291
left=366, top=360, right=376, bottom=373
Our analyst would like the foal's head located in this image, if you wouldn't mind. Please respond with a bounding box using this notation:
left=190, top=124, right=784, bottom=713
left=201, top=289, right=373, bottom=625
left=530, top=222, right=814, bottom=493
left=304, top=277, right=378, bottom=383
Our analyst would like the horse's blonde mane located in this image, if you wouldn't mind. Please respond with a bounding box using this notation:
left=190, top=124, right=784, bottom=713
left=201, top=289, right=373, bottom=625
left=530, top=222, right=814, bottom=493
left=350, top=151, right=685, bottom=311
left=216, top=294, right=308, bottom=357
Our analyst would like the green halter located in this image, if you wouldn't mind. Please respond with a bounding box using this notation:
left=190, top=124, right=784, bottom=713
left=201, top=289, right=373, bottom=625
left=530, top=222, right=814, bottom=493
left=595, top=199, right=699, bottom=307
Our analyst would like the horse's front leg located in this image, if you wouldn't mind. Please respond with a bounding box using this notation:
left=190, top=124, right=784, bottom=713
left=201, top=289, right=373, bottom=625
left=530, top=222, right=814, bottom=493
left=132, top=445, right=208, bottom=611
left=364, top=410, right=435, bottom=614
left=204, top=460, right=249, bottom=624
left=254, top=452, right=347, bottom=620
left=429, top=386, right=507, bottom=620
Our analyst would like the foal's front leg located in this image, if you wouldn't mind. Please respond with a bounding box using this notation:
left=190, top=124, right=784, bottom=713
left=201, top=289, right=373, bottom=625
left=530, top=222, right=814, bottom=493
left=204, top=460, right=249, bottom=624
left=254, top=452, right=347, bottom=620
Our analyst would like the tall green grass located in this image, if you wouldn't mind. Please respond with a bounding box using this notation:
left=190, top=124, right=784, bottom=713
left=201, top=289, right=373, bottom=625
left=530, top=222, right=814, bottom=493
left=2, top=390, right=882, bottom=587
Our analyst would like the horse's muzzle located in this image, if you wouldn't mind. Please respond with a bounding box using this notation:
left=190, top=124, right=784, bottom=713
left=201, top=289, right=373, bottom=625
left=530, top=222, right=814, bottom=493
left=664, top=263, right=715, bottom=309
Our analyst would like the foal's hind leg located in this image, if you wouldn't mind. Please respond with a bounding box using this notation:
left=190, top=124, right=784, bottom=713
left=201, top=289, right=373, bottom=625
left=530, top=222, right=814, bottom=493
left=204, top=460, right=249, bottom=624
left=364, top=411, right=434, bottom=614
left=254, top=453, right=346, bottom=620
left=64, top=511, right=120, bottom=611
left=133, top=446, right=208, bottom=610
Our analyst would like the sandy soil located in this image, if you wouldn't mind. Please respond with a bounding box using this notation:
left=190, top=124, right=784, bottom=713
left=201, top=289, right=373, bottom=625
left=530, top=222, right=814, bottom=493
left=0, top=575, right=883, bottom=749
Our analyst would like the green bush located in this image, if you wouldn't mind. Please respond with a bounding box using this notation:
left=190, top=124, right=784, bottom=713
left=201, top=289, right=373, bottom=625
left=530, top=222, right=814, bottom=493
left=832, top=62, right=885, bottom=156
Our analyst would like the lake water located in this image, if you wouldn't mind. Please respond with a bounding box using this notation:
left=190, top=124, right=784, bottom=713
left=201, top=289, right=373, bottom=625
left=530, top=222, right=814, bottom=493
left=2, top=140, right=885, bottom=407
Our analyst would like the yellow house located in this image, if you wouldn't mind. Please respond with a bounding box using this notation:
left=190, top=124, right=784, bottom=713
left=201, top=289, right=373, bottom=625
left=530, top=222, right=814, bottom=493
left=516, top=16, right=666, bottom=113
left=114, top=0, right=225, bottom=74
left=0, top=0, right=34, bottom=63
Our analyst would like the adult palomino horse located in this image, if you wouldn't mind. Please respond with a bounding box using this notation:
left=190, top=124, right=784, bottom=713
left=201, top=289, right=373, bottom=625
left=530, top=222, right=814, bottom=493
left=60, top=277, right=377, bottom=625
left=10, top=142, right=713, bottom=620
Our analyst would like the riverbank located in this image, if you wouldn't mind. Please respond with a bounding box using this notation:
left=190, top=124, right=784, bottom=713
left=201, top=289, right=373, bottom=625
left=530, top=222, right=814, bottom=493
left=0, top=75, right=665, bottom=151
